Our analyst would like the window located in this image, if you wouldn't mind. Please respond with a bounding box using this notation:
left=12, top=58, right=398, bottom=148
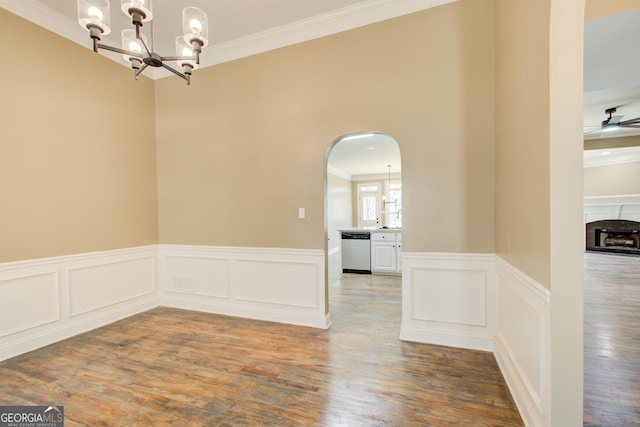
left=357, top=183, right=380, bottom=228
left=386, top=180, right=402, bottom=228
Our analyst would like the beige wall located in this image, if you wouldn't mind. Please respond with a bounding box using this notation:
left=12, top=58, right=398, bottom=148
left=495, top=0, right=551, bottom=286
left=155, top=0, right=496, bottom=254
left=585, top=135, right=640, bottom=150
left=584, top=161, right=640, bottom=197
left=0, top=9, right=159, bottom=262
left=585, top=0, right=640, bottom=20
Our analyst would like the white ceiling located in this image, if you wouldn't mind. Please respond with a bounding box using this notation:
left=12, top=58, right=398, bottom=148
left=1, top=1, right=638, bottom=173
left=328, top=133, right=401, bottom=179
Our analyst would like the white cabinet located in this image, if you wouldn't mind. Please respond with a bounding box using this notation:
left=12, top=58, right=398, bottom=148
left=371, top=231, right=402, bottom=274
left=371, top=240, right=395, bottom=272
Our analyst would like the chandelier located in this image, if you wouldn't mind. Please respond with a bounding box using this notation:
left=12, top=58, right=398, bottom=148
left=77, top=0, right=209, bottom=85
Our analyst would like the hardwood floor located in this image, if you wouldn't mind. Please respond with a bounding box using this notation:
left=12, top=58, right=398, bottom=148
left=0, top=260, right=523, bottom=426
left=584, top=252, right=640, bottom=427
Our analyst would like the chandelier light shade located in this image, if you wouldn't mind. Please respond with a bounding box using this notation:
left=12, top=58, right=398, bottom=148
left=175, top=37, right=198, bottom=71
left=77, top=0, right=209, bottom=85
left=77, top=0, right=111, bottom=36
left=121, top=0, right=152, bottom=23
left=183, top=7, right=209, bottom=50
left=121, top=29, right=146, bottom=70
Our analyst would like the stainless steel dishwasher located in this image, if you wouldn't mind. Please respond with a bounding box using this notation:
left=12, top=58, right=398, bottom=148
left=341, top=231, right=371, bottom=273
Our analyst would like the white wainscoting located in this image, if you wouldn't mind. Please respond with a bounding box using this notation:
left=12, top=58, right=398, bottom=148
left=158, top=245, right=330, bottom=329
left=399, top=252, right=497, bottom=352
left=0, top=246, right=158, bottom=362
left=0, top=243, right=545, bottom=427
left=494, top=256, right=551, bottom=427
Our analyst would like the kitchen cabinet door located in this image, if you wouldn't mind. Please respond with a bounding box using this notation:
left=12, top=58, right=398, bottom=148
left=371, top=241, right=396, bottom=272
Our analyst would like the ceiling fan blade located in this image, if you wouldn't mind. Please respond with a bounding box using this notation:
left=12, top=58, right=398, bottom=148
left=618, top=117, right=640, bottom=126
left=608, top=115, right=624, bottom=125
left=584, top=128, right=603, bottom=134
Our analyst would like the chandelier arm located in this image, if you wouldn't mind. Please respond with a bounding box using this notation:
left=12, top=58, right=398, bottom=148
left=137, top=32, right=153, bottom=57
left=135, top=63, right=149, bottom=77
left=96, top=43, right=144, bottom=59
left=161, top=63, right=188, bottom=80
left=161, top=63, right=190, bottom=83
left=150, top=19, right=155, bottom=53
left=159, top=55, right=198, bottom=62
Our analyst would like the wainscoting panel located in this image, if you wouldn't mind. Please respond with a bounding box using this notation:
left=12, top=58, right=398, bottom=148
left=0, top=247, right=159, bottom=362
left=399, top=253, right=497, bottom=351
left=411, top=268, right=487, bottom=326
left=494, top=256, right=551, bottom=427
left=0, top=273, right=59, bottom=338
left=159, top=246, right=329, bottom=329
left=161, top=255, right=231, bottom=298
left=233, top=259, right=319, bottom=308
left=68, top=257, right=156, bottom=316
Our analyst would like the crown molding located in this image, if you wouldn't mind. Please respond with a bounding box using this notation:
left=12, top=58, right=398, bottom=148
left=0, top=0, right=126, bottom=67
left=0, top=0, right=85, bottom=43
left=0, top=0, right=457, bottom=80
left=204, top=0, right=457, bottom=66
left=165, top=0, right=457, bottom=78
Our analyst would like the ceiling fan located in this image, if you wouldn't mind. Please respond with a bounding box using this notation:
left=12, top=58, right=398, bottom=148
left=585, top=106, right=640, bottom=134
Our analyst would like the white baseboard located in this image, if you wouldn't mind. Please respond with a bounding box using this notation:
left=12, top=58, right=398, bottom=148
left=399, top=252, right=497, bottom=352
left=0, top=246, right=159, bottom=362
left=494, top=256, right=551, bottom=427
left=158, top=245, right=329, bottom=329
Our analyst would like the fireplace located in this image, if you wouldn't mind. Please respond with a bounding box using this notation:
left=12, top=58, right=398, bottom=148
left=586, top=220, right=640, bottom=255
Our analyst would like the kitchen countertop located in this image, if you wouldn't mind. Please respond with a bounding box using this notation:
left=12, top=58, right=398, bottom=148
left=339, top=228, right=402, bottom=233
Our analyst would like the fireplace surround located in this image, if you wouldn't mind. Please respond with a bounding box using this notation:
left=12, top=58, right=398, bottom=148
left=586, top=219, right=640, bottom=255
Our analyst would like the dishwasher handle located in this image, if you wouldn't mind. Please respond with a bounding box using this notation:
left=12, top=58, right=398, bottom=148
left=341, top=232, right=371, bottom=240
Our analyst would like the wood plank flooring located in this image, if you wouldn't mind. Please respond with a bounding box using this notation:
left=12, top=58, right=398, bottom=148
left=584, top=252, right=640, bottom=427
left=0, top=271, right=523, bottom=426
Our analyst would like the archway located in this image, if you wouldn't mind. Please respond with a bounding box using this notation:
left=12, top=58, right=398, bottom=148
left=323, top=131, right=402, bottom=324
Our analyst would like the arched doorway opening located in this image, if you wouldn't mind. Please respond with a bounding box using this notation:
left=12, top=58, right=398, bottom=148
left=323, top=131, right=402, bottom=325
